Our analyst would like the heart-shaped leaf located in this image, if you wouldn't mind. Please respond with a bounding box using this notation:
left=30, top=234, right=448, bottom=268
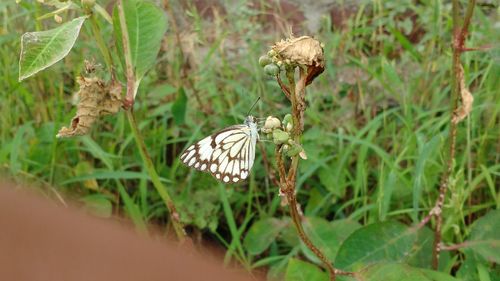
left=243, top=218, right=287, bottom=255
left=335, top=221, right=420, bottom=271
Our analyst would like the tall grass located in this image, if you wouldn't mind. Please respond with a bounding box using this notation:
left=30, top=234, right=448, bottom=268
left=1, top=0, right=498, bottom=279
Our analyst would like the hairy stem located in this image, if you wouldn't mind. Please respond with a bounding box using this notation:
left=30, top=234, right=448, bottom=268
left=276, top=68, right=338, bottom=281
left=431, top=0, right=476, bottom=270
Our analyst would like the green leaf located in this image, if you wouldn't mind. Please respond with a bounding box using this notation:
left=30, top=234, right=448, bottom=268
left=457, top=248, right=500, bottom=281
left=285, top=259, right=328, bottom=281
left=113, top=0, right=168, bottom=82
left=243, top=218, right=286, bottom=255
left=318, top=167, right=345, bottom=197
left=352, top=262, right=460, bottom=281
left=9, top=123, right=35, bottom=174
left=117, top=183, right=148, bottom=233
left=335, top=221, right=419, bottom=271
left=466, top=209, right=500, bottom=263
left=172, top=87, right=187, bottom=125
left=301, top=218, right=361, bottom=263
left=81, top=194, right=113, bottom=218
left=407, top=226, right=450, bottom=270
left=390, top=27, right=422, bottom=61
left=74, top=161, right=99, bottom=190
left=381, top=58, right=404, bottom=93
left=19, top=16, right=87, bottom=81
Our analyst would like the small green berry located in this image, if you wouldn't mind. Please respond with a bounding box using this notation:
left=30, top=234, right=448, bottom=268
left=264, top=64, right=280, bottom=76
left=258, top=55, right=272, bottom=67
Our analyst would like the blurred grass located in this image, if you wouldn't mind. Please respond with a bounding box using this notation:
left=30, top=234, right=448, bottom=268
left=1, top=0, right=499, bottom=278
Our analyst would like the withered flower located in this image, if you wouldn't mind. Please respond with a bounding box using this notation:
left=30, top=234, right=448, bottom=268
left=57, top=76, right=122, bottom=138
left=270, top=35, right=325, bottom=85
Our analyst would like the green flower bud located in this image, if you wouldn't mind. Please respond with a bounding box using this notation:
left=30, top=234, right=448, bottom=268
left=264, top=63, right=280, bottom=76
left=286, top=143, right=302, bottom=157
left=283, top=114, right=292, bottom=124
left=268, top=49, right=276, bottom=57
left=282, top=144, right=290, bottom=153
left=272, top=129, right=290, bottom=145
left=258, top=55, right=272, bottom=67
left=283, top=114, right=293, bottom=132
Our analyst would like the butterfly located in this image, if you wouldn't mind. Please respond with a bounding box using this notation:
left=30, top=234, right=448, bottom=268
left=180, top=116, right=259, bottom=183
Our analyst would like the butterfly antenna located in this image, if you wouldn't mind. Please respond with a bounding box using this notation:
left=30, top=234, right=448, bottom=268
left=246, top=97, right=261, bottom=116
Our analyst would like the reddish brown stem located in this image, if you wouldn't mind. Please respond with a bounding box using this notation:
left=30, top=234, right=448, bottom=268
left=275, top=67, right=341, bottom=281
left=276, top=73, right=291, bottom=100
left=430, top=0, right=476, bottom=270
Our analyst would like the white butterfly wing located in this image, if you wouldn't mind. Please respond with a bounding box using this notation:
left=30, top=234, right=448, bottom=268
left=180, top=124, right=257, bottom=183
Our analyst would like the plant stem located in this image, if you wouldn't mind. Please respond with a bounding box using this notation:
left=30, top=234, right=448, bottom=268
left=431, top=0, right=476, bottom=270
left=117, top=0, right=136, bottom=108
left=89, top=15, right=114, bottom=76
left=287, top=185, right=336, bottom=279
left=126, top=110, right=186, bottom=241
left=276, top=68, right=338, bottom=281
left=117, top=0, right=185, bottom=241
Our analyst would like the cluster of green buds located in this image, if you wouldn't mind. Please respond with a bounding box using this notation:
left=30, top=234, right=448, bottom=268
left=261, top=115, right=307, bottom=159
left=258, top=51, right=282, bottom=76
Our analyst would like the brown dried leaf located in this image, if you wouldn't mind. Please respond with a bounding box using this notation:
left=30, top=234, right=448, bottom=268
left=452, top=65, right=474, bottom=124
left=57, top=76, right=122, bottom=138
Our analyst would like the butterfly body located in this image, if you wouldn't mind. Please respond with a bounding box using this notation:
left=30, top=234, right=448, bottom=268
left=180, top=116, right=259, bottom=183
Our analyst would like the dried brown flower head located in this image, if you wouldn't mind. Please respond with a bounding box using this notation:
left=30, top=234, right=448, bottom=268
left=271, top=35, right=325, bottom=85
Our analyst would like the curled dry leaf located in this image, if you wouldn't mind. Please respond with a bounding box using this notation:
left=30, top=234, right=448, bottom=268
left=57, top=76, right=122, bottom=138
left=452, top=65, right=474, bottom=124
left=271, top=35, right=325, bottom=85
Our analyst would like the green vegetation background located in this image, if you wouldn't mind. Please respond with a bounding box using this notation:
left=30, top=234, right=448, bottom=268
left=1, top=1, right=499, bottom=280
